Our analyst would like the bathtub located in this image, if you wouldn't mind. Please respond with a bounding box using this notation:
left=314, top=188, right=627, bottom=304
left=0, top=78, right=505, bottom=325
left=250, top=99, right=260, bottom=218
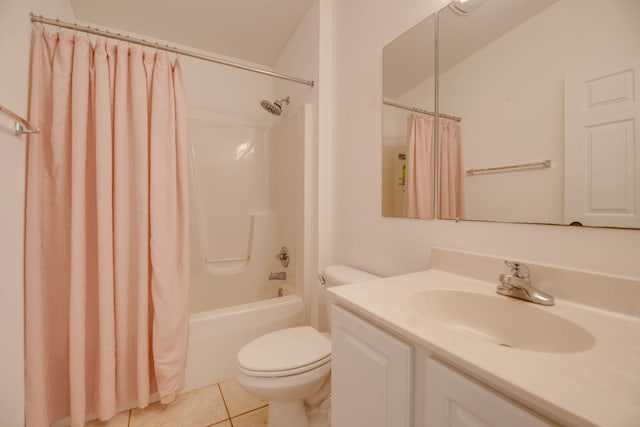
left=184, top=294, right=305, bottom=391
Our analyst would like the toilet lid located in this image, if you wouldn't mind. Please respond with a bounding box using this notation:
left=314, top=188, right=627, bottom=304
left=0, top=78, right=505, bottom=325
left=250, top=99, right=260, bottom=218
left=237, top=326, right=331, bottom=374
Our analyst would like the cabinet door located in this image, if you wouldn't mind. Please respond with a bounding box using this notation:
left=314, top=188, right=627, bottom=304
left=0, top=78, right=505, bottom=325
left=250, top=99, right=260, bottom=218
left=331, top=305, right=413, bottom=427
left=426, top=358, right=553, bottom=427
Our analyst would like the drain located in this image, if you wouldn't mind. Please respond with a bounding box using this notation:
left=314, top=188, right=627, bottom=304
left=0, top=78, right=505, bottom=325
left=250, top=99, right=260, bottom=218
left=498, top=343, right=512, bottom=348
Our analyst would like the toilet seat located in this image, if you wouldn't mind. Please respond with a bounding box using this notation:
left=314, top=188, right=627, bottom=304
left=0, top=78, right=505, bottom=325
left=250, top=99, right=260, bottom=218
left=238, top=354, right=331, bottom=377
left=237, top=326, right=331, bottom=378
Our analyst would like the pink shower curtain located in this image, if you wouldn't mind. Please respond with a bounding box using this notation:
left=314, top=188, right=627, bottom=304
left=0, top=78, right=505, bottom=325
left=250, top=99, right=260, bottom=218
left=407, top=114, right=435, bottom=219
left=25, top=28, right=190, bottom=426
left=439, top=118, right=464, bottom=219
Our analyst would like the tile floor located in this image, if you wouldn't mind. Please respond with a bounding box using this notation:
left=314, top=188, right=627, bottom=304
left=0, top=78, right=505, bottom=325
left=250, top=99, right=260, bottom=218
left=84, top=378, right=268, bottom=427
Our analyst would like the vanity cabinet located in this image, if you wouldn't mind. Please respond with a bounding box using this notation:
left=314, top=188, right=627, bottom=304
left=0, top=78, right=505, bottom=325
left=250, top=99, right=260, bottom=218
left=331, top=305, right=413, bottom=427
left=426, top=358, right=553, bottom=427
left=332, top=304, right=556, bottom=427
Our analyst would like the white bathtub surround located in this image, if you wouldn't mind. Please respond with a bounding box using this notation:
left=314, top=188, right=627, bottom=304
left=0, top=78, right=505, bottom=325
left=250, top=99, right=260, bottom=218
left=327, top=255, right=640, bottom=426
left=188, top=105, right=310, bottom=313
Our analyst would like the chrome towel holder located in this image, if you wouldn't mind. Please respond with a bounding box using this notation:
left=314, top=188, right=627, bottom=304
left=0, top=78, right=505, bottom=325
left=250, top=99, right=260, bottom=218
left=0, top=103, right=40, bottom=135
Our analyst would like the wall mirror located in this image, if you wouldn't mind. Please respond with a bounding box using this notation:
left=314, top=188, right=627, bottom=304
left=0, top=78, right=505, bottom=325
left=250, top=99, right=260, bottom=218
left=381, top=14, right=436, bottom=219
left=437, top=0, right=640, bottom=229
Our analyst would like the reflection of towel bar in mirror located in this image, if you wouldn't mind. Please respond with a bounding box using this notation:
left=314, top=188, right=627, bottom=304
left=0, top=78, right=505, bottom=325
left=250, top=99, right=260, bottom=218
left=383, top=99, right=462, bottom=122
left=466, top=160, right=551, bottom=176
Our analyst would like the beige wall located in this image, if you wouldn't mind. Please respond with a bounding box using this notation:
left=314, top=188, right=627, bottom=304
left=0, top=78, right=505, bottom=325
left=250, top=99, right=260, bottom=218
left=330, top=0, right=640, bottom=279
left=0, top=1, right=75, bottom=425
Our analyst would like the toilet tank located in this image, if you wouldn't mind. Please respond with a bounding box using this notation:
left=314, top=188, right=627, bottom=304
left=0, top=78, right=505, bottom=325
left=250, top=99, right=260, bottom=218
left=320, top=265, right=379, bottom=332
left=322, top=265, right=380, bottom=287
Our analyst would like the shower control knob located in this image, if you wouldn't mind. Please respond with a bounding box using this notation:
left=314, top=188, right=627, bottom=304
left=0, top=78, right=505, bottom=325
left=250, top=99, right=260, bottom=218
left=275, top=246, right=289, bottom=267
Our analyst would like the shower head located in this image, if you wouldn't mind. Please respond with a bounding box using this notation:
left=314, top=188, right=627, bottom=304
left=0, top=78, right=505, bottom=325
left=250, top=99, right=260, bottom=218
left=260, top=97, right=290, bottom=116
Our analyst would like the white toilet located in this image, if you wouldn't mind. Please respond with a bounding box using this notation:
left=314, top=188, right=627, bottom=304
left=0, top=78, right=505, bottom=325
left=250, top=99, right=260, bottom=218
left=235, top=265, right=379, bottom=427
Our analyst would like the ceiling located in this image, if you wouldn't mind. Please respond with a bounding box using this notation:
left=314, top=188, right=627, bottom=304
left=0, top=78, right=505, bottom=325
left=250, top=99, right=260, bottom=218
left=384, top=0, right=558, bottom=99
left=383, top=14, right=436, bottom=100
left=70, top=0, right=314, bottom=66
left=438, top=0, right=558, bottom=73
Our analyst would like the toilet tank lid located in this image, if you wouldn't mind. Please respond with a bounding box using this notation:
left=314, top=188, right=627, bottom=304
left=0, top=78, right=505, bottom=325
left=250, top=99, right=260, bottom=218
left=322, top=265, right=379, bottom=286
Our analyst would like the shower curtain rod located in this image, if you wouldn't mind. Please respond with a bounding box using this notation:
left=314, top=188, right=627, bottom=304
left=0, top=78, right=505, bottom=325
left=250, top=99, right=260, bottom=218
left=30, top=13, right=315, bottom=87
left=383, top=99, right=461, bottom=122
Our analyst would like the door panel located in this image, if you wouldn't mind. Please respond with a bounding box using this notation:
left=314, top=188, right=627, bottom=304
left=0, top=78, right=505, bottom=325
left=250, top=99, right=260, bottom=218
left=564, top=62, right=640, bottom=227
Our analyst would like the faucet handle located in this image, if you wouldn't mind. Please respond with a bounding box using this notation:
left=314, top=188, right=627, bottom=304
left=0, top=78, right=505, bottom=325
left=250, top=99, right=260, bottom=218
left=504, top=260, right=529, bottom=278
left=275, top=246, right=289, bottom=267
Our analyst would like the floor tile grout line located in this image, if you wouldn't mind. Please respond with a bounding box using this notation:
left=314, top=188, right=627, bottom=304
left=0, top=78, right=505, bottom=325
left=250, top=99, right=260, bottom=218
left=127, top=409, right=131, bottom=427
left=229, top=403, right=269, bottom=420
left=217, top=382, right=233, bottom=422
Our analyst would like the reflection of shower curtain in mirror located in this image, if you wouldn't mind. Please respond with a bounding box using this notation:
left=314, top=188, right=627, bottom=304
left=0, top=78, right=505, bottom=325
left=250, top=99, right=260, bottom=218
left=407, top=114, right=435, bottom=219
left=439, top=118, right=464, bottom=219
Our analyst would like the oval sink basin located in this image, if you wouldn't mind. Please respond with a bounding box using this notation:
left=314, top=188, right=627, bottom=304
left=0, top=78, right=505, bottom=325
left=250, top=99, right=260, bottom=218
left=409, top=290, right=595, bottom=353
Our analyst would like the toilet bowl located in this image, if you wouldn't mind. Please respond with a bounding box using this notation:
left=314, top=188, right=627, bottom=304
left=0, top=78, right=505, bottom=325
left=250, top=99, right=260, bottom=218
left=235, top=265, right=379, bottom=427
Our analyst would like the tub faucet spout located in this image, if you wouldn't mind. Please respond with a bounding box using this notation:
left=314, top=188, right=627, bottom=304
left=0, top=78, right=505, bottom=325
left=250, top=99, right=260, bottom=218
left=269, top=272, right=287, bottom=281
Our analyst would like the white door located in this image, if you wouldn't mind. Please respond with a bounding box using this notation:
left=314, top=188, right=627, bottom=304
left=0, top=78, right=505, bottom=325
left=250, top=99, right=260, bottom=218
left=564, top=62, right=640, bottom=227
left=331, top=305, right=413, bottom=427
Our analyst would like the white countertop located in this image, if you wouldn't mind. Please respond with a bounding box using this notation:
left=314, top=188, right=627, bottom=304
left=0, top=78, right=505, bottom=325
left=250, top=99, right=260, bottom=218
left=327, top=269, right=640, bottom=427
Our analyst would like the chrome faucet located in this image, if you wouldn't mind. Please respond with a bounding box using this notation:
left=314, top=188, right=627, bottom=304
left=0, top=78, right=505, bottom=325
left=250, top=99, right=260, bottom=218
left=269, top=272, right=287, bottom=281
left=497, top=260, right=554, bottom=306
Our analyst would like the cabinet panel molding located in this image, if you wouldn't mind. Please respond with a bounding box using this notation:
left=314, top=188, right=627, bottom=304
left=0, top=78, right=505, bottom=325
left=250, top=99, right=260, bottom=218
left=426, top=358, right=552, bottom=427
left=331, top=305, right=413, bottom=427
